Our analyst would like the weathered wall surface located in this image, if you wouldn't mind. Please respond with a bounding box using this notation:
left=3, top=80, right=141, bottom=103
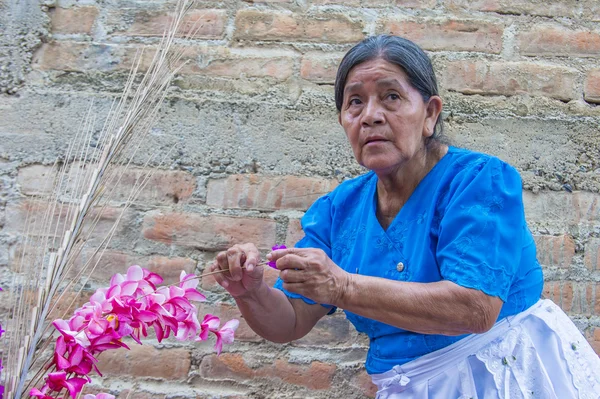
left=1, top=0, right=600, bottom=398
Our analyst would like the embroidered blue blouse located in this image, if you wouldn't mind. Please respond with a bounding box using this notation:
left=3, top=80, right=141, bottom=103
left=274, top=147, right=544, bottom=374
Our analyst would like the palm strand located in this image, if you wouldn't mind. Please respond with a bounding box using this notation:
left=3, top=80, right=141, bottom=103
left=3, top=1, right=197, bottom=397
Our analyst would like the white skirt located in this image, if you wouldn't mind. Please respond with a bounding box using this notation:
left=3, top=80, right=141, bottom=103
left=371, top=299, right=600, bottom=399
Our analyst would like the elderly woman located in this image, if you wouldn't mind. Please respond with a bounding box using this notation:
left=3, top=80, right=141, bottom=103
left=210, top=35, right=600, bottom=398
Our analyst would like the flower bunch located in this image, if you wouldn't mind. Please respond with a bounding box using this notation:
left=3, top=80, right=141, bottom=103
left=267, top=245, right=287, bottom=268
left=30, top=266, right=238, bottom=399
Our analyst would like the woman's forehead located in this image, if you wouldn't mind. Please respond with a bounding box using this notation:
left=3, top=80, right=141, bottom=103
left=345, top=59, right=409, bottom=88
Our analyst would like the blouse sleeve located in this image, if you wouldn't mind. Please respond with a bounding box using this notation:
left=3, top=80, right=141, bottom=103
left=274, top=195, right=336, bottom=314
left=436, top=157, right=524, bottom=301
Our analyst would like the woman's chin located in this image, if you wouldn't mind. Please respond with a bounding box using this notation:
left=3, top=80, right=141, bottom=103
left=361, top=159, right=399, bottom=173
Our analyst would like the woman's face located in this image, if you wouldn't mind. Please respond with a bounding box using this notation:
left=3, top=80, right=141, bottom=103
left=339, top=58, right=441, bottom=173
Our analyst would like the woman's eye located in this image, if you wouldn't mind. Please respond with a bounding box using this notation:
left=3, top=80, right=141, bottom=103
left=349, top=98, right=362, bottom=106
left=387, top=93, right=400, bottom=100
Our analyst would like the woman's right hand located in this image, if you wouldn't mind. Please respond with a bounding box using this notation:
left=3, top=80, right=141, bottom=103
left=211, top=243, right=264, bottom=298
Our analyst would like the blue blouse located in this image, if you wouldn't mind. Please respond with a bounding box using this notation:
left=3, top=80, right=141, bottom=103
left=274, top=147, right=544, bottom=374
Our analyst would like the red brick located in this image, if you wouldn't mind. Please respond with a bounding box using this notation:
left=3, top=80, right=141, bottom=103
left=381, top=19, right=503, bottom=53
left=519, top=26, right=600, bottom=57
left=234, top=10, right=364, bottom=43
left=285, top=218, right=304, bottom=247
left=584, top=238, right=600, bottom=272
left=197, top=302, right=262, bottom=342
left=544, top=281, right=598, bottom=316
left=442, top=61, right=578, bottom=101
left=18, top=164, right=195, bottom=205
left=207, top=174, right=338, bottom=211
left=446, top=0, right=594, bottom=18
left=351, top=370, right=377, bottom=398
left=100, top=167, right=196, bottom=205
left=117, top=9, right=226, bottom=39
left=74, top=248, right=196, bottom=285
left=586, top=327, right=600, bottom=356
left=534, top=234, right=576, bottom=269
left=584, top=69, right=600, bottom=104
left=32, top=42, right=139, bottom=72
left=50, top=6, right=99, bottom=34
left=196, top=52, right=294, bottom=81
left=33, top=42, right=294, bottom=81
left=142, top=211, right=277, bottom=251
left=200, top=353, right=336, bottom=390
left=17, top=164, right=57, bottom=196
left=97, top=345, right=191, bottom=379
left=300, top=52, right=343, bottom=84
left=201, top=261, right=280, bottom=291
left=5, top=199, right=129, bottom=246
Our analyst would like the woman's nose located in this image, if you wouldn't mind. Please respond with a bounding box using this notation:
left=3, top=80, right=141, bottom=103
left=361, top=100, right=385, bottom=126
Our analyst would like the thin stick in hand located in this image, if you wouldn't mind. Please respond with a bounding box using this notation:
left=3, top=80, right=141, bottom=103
left=202, top=261, right=271, bottom=277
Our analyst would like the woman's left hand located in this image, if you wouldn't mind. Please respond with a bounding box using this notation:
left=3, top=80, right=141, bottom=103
left=268, top=248, right=350, bottom=306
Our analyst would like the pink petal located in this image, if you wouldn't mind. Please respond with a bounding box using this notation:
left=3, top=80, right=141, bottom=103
left=137, top=310, right=158, bottom=323
left=203, top=314, right=221, bottom=330
left=54, top=352, right=71, bottom=371
left=89, top=290, right=106, bottom=304
left=106, top=284, right=121, bottom=299
left=213, top=332, right=224, bottom=355
left=169, top=286, right=185, bottom=298
left=184, top=289, right=206, bottom=302
left=120, top=281, right=138, bottom=296
left=110, top=273, right=125, bottom=286
left=180, top=273, right=198, bottom=290
left=65, top=376, right=88, bottom=398
left=144, top=270, right=163, bottom=285
left=127, top=265, right=144, bottom=281
left=69, top=344, right=84, bottom=365
left=220, top=319, right=240, bottom=333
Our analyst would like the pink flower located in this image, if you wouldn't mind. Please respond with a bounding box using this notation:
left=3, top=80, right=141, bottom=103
left=34, top=265, right=239, bottom=398
left=196, top=315, right=239, bottom=355
left=178, top=271, right=206, bottom=302
left=41, top=371, right=87, bottom=398
left=268, top=245, right=287, bottom=268
left=29, top=387, right=55, bottom=398
left=213, top=319, right=240, bottom=355
left=198, top=314, right=220, bottom=342
left=53, top=336, right=98, bottom=375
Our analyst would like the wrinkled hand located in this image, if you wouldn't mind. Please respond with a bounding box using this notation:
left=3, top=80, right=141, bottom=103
left=211, top=243, right=264, bottom=299
left=268, top=247, right=349, bottom=306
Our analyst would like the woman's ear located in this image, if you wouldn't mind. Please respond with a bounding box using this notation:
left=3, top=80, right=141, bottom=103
left=338, top=112, right=342, bottom=126
left=423, top=96, right=443, bottom=137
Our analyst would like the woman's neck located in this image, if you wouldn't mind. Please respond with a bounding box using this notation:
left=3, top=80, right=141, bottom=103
left=375, top=143, right=448, bottom=229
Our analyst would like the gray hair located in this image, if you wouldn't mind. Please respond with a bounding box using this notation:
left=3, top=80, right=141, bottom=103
left=334, top=35, right=444, bottom=141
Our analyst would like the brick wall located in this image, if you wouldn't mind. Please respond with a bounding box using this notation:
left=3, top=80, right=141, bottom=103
left=1, top=0, right=599, bottom=398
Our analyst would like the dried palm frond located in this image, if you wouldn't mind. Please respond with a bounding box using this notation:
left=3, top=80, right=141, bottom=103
left=1, top=1, right=198, bottom=397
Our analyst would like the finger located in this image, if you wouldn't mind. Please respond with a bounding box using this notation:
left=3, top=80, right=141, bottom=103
left=280, top=269, right=306, bottom=283
left=226, top=246, right=245, bottom=281
left=274, top=253, right=308, bottom=271
left=215, top=251, right=233, bottom=277
left=239, top=243, right=260, bottom=272
left=210, top=261, right=229, bottom=288
left=267, top=247, right=305, bottom=262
